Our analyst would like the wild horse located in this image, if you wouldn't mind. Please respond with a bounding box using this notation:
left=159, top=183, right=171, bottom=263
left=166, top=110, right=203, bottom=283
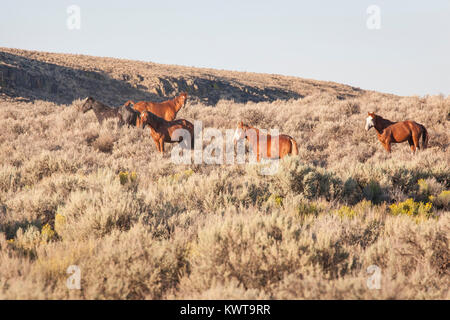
left=232, top=121, right=298, bottom=162
left=365, top=112, right=429, bottom=153
left=124, top=92, right=188, bottom=126
left=140, top=110, right=194, bottom=153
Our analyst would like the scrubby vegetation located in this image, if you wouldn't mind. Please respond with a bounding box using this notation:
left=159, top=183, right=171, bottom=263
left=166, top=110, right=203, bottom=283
left=0, top=80, right=449, bottom=299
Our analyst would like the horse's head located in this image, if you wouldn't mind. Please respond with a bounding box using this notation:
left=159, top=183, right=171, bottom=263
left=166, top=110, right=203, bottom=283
left=233, top=121, right=247, bottom=144
left=178, top=92, right=188, bottom=106
left=123, top=100, right=135, bottom=108
left=81, top=97, right=95, bottom=113
left=365, top=112, right=377, bottom=131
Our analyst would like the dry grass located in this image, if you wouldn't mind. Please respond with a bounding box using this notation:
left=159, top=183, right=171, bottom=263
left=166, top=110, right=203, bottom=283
left=0, top=54, right=449, bottom=300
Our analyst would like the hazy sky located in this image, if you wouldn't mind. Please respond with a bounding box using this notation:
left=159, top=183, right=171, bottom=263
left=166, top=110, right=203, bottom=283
left=1, top=0, right=449, bottom=96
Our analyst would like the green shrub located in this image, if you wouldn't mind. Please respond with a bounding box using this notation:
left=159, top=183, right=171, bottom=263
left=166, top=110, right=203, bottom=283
left=363, top=180, right=384, bottom=204
left=343, top=178, right=363, bottom=205
left=296, top=202, right=320, bottom=217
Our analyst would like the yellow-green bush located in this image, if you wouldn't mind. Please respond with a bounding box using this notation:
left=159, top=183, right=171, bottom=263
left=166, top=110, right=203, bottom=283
left=336, top=206, right=356, bottom=219
left=296, top=202, right=320, bottom=217
left=40, top=223, right=56, bottom=242
left=389, top=198, right=433, bottom=218
left=429, top=190, right=450, bottom=210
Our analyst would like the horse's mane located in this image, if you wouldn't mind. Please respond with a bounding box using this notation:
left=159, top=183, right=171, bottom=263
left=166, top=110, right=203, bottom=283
left=143, top=111, right=167, bottom=128
left=86, top=97, right=115, bottom=111
left=374, top=114, right=396, bottom=132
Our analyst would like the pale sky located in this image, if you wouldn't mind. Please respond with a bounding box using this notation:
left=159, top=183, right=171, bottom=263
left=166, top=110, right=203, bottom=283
left=1, top=0, right=449, bottom=96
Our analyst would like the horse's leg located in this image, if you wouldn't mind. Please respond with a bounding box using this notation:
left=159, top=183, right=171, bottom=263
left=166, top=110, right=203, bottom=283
left=408, top=137, right=416, bottom=153
left=152, top=138, right=160, bottom=151
left=412, top=132, right=420, bottom=152
left=159, top=138, right=165, bottom=153
left=382, top=142, right=391, bottom=153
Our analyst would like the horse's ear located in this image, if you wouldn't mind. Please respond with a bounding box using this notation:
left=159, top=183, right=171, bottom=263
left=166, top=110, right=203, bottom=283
left=238, top=121, right=243, bottom=128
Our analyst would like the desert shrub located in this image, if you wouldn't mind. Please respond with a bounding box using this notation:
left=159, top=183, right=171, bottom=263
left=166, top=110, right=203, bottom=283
left=303, top=171, right=343, bottom=201
left=389, top=198, right=434, bottom=218
left=338, top=100, right=360, bottom=116
left=20, top=153, right=79, bottom=187
left=375, top=219, right=450, bottom=277
left=275, top=158, right=315, bottom=194
left=0, top=165, right=21, bottom=193
left=269, top=194, right=284, bottom=207
left=118, top=171, right=137, bottom=185
left=183, top=212, right=304, bottom=293
left=83, top=129, right=99, bottom=146
left=336, top=206, right=356, bottom=219
left=237, top=180, right=271, bottom=208
left=40, top=223, right=56, bottom=242
left=417, top=178, right=444, bottom=201
left=296, top=201, right=321, bottom=217
left=173, top=279, right=269, bottom=300
left=342, top=177, right=363, bottom=205
left=78, top=225, right=189, bottom=299
left=54, top=213, right=66, bottom=236
left=56, top=170, right=147, bottom=240
left=362, top=180, right=384, bottom=204
left=429, top=190, right=450, bottom=210
left=12, top=225, right=41, bottom=256
left=275, top=158, right=342, bottom=200
left=389, top=167, right=431, bottom=194
left=239, top=108, right=267, bottom=126
left=93, top=133, right=115, bottom=153
left=6, top=188, right=62, bottom=226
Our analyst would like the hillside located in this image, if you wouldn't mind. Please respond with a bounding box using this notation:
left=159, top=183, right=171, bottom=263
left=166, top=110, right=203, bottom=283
left=0, top=48, right=448, bottom=300
left=0, top=47, right=371, bottom=106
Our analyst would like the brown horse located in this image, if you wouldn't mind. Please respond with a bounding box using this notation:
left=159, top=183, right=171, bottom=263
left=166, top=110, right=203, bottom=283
left=81, top=97, right=119, bottom=124
left=140, top=110, right=194, bottom=153
left=232, top=121, right=298, bottom=162
left=124, top=92, right=188, bottom=126
left=118, top=103, right=140, bottom=127
left=365, top=112, right=429, bottom=153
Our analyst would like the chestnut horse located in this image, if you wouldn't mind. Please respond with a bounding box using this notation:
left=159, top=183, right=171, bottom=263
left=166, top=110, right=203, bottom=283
left=140, top=110, right=194, bottom=153
left=124, top=92, right=188, bottom=126
left=365, top=112, right=429, bottom=153
left=232, top=121, right=298, bottom=162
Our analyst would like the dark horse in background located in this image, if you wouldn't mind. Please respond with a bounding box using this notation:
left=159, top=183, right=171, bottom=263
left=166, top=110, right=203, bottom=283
left=365, top=112, right=429, bottom=153
left=81, top=97, right=139, bottom=126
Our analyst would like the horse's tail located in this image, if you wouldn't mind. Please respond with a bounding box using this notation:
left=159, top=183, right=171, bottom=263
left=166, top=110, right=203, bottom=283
left=290, top=138, right=299, bottom=156
left=421, top=125, right=429, bottom=149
